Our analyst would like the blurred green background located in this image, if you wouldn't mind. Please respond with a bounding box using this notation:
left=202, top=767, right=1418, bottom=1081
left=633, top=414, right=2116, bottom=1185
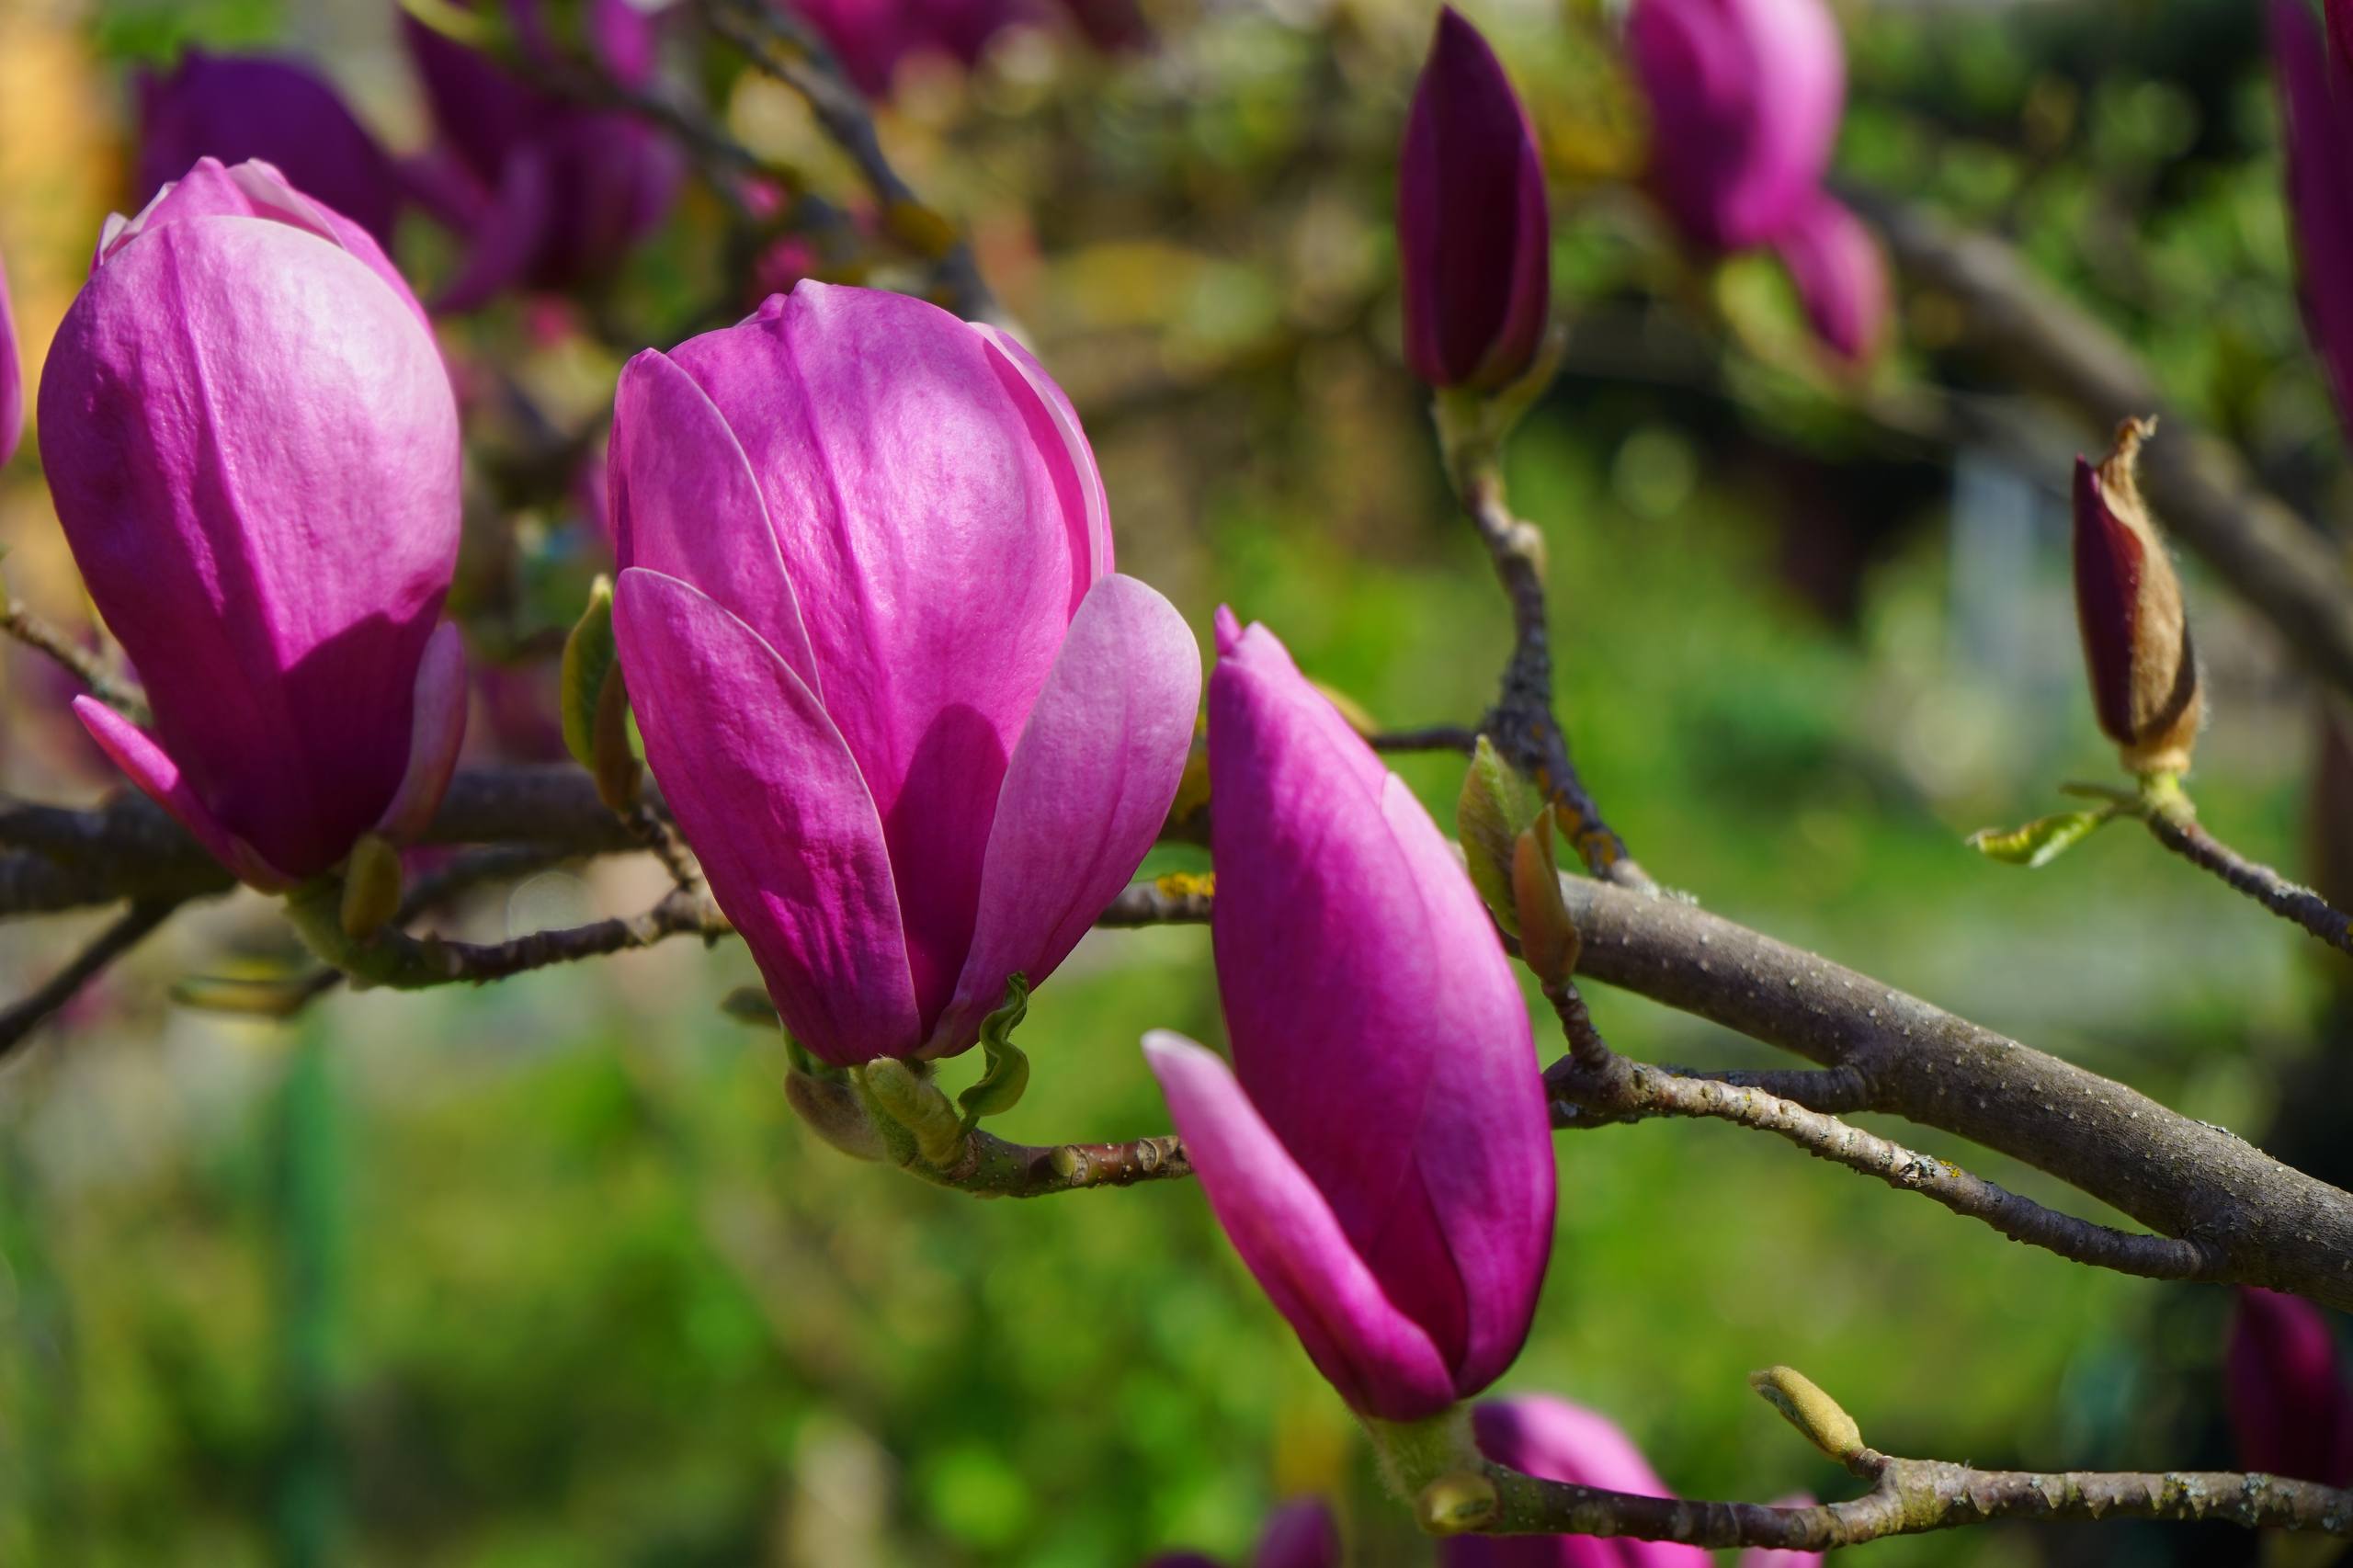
left=0, top=0, right=2348, bottom=1562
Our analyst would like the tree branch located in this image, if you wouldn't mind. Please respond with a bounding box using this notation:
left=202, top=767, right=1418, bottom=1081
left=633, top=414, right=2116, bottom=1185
left=1479, top=1449, right=2353, bottom=1550
left=1859, top=190, right=2353, bottom=703
left=0, top=598, right=148, bottom=723
left=1543, top=983, right=2211, bottom=1282
left=1452, top=457, right=1652, bottom=892
left=897, top=1128, right=1193, bottom=1198
left=0, top=897, right=183, bottom=1058
left=1552, top=874, right=2352, bottom=1306
left=2143, top=810, right=2353, bottom=959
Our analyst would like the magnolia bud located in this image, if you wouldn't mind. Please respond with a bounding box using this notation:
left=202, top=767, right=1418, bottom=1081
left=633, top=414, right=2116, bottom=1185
left=1749, top=1365, right=1864, bottom=1461
left=338, top=834, right=404, bottom=939
left=2073, top=418, right=2200, bottom=776
left=859, top=1058, right=966, bottom=1166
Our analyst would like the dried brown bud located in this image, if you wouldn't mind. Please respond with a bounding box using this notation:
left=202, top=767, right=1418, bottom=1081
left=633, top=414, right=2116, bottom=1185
left=2073, top=417, right=2200, bottom=775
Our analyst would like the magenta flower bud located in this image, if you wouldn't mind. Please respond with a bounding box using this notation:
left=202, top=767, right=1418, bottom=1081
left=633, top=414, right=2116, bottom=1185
left=134, top=51, right=406, bottom=252
left=2273, top=0, right=2353, bottom=441
left=1397, top=7, right=1551, bottom=392
left=1251, top=1499, right=1340, bottom=1568
left=1444, top=1397, right=1711, bottom=1566
left=1625, top=0, right=1845, bottom=251
left=2072, top=419, right=2200, bottom=776
left=1142, top=1498, right=1338, bottom=1568
left=402, top=0, right=684, bottom=310
left=38, top=158, right=466, bottom=887
left=1143, top=614, right=1553, bottom=1423
left=1770, top=191, right=1887, bottom=365
left=2228, top=1288, right=2353, bottom=1485
left=0, top=246, right=19, bottom=467
left=609, top=283, right=1199, bottom=1066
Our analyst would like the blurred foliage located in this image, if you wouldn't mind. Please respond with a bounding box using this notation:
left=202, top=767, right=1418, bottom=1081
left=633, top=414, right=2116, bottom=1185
left=0, top=0, right=2347, bottom=1563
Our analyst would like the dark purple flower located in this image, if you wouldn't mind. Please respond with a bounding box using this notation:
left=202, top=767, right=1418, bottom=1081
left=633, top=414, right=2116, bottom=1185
left=2274, top=0, right=2353, bottom=444
left=2072, top=418, right=2200, bottom=775
left=135, top=51, right=405, bottom=251
left=1397, top=7, right=1551, bottom=392
left=402, top=0, right=685, bottom=309
left=2229, top=1288, right=2353, bottom=1485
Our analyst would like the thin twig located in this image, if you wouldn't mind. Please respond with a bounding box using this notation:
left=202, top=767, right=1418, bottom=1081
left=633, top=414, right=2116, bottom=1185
left=1541, top=983, right=2212, bottom=1282
left=2143, top=810, right=2353, bottom=958
left=1, top=599, right=148, bottom=724
left=0, top=898, right=183, bottom=1058
left=1096, top=876, right=1213, bottom=927
left=1454, top=461, right=1652, bottom=892
left=300, top=883, right=733, bottom=990
left=903, top=1128, right=1192, bottom=1198
left=697, top=0, right=998, bottom=322
left=1369, top=724, right=1481, bottom=756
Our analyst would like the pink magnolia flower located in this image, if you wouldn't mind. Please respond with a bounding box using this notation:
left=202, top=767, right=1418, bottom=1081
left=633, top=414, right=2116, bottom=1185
left=39, top=158, right=465, bottom=887
left=2228, top=1288, right=2353, bottom=1485
left=1624, top=0, right=1843, bottom=251
left=609, top=282, right=1199, bottom=1065
left=1143, top=1497, right=1340, bottom=1568
left=402, top=0, right=685, bottom=311
left=1397, top=7, right=1551, bottom=392
left=1449, top=1397, right=1821, bottom=1567
left=135, top=51, right=406, bottom=251
left=1770, top=192, right=1886, bottom=367
left=1624, top=0, right=1885, bottom=364
left=2273, top=0, right=2353, bottom=443
left=1144, top=613, right=1553, bottom=1423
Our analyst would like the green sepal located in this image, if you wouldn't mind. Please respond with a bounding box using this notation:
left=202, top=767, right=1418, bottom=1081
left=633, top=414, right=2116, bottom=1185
left=339, top=833, right=404, bottom=940
left=1459, top=735, right=1545, bottom=934
left=1965, top=807, right=2117, bottom=869
left=1510, top=811, right=1580, bottom=986
left=957, top=973, right=1031, bottom=1131
left=561, top=575, right=642, bottom=812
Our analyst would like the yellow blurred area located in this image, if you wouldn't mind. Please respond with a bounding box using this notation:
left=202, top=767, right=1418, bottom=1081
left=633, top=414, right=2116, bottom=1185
left=0, top=1, right=115, bottom=624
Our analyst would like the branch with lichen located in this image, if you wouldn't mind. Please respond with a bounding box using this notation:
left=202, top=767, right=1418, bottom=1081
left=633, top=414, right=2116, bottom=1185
left=1446, top=1365, right=2353, bottom=1549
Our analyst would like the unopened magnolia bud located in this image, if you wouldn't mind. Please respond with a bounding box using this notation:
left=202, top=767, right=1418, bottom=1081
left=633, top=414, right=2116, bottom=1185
left=339, top=833, right=404, bottom=939
left=1414, top=1471, right=1499, bottom=1535
left=786, top=1069, right=887, bottom=1162
left=859, top=1058, right=966, bottom=1166
left=1750, top=1365, right=1864, bottom=1461
left=2074, top=418, right=2200, bottom=776
left=1459, top=735, right=1545, bottom=934
left=1511, top=812, right=1580, bottom=985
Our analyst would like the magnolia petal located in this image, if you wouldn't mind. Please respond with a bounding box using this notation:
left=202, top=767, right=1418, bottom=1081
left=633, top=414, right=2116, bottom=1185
left=614, top=568, right=920, bottom=1064
left=609, top=347, right=820, bottom=693
left=74, top=697, right=291, bottom=890
left=928, top=575, right=1199, bottom=1054
left=374, top=621, right=469, bottom=842
left=1143, top=1031, right=1458, bottom=1421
